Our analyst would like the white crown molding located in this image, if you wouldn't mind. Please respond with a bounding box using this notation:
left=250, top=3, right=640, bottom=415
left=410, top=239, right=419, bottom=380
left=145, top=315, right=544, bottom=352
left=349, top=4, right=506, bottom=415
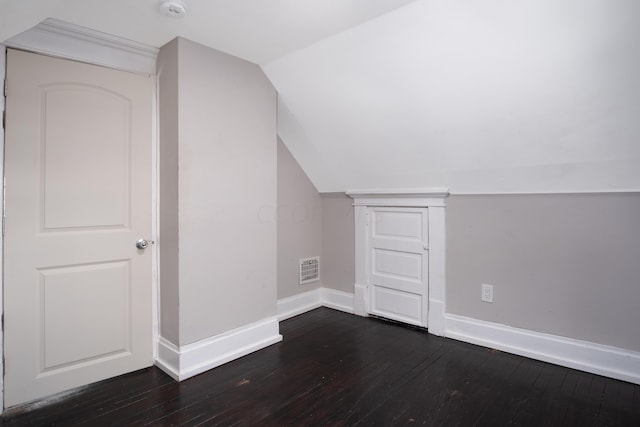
left=5, top=18, right=158, bottom=75
left=445, top=314, right=640, bottom=385
left=346, top=188, right=449, bottom=207
left=346, top=187, right=450, bottom=197
left=156, top=316, right=282, bottom=381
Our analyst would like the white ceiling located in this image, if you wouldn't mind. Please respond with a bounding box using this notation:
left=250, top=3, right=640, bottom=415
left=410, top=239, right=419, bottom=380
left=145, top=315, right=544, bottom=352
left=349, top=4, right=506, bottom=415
left=2, top=0, right=639, bottom=193
left=0, top=0, right=417, bottom=64
left=265, top=0, right=640, bottom=192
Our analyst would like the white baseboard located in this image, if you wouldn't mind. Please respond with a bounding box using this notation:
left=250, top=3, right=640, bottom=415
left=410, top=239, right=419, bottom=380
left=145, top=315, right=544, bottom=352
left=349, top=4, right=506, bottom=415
left=277, top=287, right=355, bottom=321
left=353, top=283, right=368, bottom=317
left=445, top=314, right=640, bottom=385
left=155, top=316, right=282, bottom=381
left=320, top=288, right=354, bottom=314
left=276, top=291, right=640, bottom=385
left=277, top=289, right=323, bottom=321
left=427, top=299, right=445, bottom=337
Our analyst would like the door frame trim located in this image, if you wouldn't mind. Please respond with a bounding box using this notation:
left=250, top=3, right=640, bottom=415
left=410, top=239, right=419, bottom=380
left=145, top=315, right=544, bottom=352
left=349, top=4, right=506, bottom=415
left=1, top=20, right=159, bottom=412
left=347, top=189, right=449, bottom=336
left=0, top=44, right=6, bottom=415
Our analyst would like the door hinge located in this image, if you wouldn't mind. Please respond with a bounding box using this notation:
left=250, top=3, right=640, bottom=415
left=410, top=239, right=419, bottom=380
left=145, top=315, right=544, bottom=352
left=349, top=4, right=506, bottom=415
left=3, top=77, right=6, bottom=97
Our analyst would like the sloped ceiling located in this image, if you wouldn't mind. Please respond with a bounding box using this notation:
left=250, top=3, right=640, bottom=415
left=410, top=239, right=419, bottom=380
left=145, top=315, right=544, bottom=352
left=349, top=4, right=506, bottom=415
left=2, top=0, right=639, bottom=194
left=265, top=0, right=640, bottom=193
left=0, top=0, right=417, bottom=64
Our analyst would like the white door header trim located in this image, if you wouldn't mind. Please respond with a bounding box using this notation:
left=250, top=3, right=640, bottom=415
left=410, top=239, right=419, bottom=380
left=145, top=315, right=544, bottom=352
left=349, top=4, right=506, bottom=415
left=347, top=188, right=449, bottom=207
left=5, top=18, right=158, bottom=75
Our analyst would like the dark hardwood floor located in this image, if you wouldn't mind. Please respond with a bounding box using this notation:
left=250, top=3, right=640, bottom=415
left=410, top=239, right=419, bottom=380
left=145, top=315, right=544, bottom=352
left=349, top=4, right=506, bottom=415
left=2, top=307, right=639, bottom=426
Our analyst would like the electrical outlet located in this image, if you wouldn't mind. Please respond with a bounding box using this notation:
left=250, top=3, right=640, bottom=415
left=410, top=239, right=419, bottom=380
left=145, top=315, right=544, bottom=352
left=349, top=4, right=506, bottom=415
left=481, top=284, right=493, bottom=303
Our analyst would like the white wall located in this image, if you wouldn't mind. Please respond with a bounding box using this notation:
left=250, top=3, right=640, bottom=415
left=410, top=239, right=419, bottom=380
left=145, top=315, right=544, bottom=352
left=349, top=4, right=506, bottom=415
left=265, top=0, right=640, bottom=193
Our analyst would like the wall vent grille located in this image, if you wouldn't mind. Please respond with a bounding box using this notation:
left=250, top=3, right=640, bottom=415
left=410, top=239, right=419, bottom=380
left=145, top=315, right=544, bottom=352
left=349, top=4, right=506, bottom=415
left=299, top=256, right=320, bottom=284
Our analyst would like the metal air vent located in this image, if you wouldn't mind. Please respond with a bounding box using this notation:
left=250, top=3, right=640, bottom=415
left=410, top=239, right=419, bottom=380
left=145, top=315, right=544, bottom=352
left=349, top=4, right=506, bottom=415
left=299, top=256, right=320, bottom=285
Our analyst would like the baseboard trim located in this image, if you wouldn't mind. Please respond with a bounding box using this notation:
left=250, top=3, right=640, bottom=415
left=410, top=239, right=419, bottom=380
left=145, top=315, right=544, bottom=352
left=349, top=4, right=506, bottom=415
left=427, top=299, right=445, bottom=337
left=277, top=287, right=355, bottom=321
left=276, top=291, right=640, bottom=384
left=156, top=316, right=282, bottom=381
left=353, top=283, right=368, bottom=317
left=445, top=314, right=640, bottom=385
left=320, top=288, right=355, bottom=314
left=277, top=289, right=323, bottom=321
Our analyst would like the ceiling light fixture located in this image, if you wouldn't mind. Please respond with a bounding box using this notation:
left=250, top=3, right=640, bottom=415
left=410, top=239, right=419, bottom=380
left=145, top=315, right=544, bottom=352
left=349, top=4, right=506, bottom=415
left=160, top=0, right=187, bottom=18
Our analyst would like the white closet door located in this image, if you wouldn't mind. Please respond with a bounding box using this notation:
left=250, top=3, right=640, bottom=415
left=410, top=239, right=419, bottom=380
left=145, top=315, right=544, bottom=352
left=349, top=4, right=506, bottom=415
left=368, top=207, right=429, bottom=327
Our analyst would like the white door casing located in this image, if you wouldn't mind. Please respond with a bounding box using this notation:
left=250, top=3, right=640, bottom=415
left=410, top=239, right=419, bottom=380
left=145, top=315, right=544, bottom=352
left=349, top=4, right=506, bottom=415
left=3, top=49, right=154, bottom=407
left=348, top=189, right=448, bottom=335
left=368, top=207, right=429, bottom=327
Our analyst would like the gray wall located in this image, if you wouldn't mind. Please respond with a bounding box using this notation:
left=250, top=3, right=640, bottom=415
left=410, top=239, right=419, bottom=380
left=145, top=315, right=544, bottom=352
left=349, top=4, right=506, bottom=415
left=158, top=37, right=277, bottom=346
left=446, top=193, right=640, bottom=352
left=321, top=193, right=355, bottom=293
left=157, top=38, right=180, bottom=345
left=277, top=139, right=322, bottom=299
left=276, top=144, right=355, bottom=297
left=274, top=143, right=640, bottom=354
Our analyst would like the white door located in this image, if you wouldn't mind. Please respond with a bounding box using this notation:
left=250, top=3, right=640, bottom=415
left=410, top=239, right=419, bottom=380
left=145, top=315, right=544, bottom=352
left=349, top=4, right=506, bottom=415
left=367, top=207, right=429, bottom=327
left=4, top=49, right=154, bottom=407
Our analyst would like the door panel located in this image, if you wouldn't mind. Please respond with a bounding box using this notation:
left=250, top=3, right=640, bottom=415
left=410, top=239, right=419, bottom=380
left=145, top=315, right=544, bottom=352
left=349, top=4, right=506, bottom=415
left=368, top=207, right=428, bottom=326
left=373, top=210, right=423, bottom=241
left=42, top=84, right=131, bottom=230
left=372, top=249, right=423, bottom=292
left=371, top=285, right=422, bottom=324
left=4, top=49, right=153, bottom=407
left=373, top=249, right=423, bottom=281
left=40, top=261, right=131, bottom=370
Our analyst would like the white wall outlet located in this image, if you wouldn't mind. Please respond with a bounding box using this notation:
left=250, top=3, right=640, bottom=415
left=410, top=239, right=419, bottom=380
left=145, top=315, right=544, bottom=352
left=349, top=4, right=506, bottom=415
left=481, top=284, right=493, bottom=303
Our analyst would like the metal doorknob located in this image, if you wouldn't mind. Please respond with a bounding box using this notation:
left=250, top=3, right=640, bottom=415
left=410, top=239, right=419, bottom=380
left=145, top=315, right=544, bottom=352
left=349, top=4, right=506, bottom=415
left=136, top=239, right=149, bottom=250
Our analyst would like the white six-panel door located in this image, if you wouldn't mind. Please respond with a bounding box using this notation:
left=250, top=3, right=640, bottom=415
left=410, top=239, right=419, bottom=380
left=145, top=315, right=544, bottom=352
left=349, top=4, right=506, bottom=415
left=3, top=49, right=154, bottom=407
left=368, top=207, right=429, bottom=327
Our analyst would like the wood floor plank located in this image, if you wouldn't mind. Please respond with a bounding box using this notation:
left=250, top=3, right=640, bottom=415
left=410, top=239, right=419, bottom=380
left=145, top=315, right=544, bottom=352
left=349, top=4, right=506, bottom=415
left=2, top=366, right=173, bottom=426
left=1, top=308, right=639, bottom=426
left=122, top=348, right=287, bottom=425
left=596, top=377, right=639, bottom=427
left=507, top=362, right=568, bottom=426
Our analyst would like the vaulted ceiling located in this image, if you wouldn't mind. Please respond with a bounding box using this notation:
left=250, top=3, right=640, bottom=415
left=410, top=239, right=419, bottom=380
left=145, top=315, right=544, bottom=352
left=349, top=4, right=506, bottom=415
left=0, top=0, right=417, bottom=64
left=3, top=0, right=639, bottom=193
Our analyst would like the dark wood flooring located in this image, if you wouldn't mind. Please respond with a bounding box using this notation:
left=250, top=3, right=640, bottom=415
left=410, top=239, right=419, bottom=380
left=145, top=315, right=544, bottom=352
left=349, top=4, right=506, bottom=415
left=2, top=307, right=639, bottom=426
